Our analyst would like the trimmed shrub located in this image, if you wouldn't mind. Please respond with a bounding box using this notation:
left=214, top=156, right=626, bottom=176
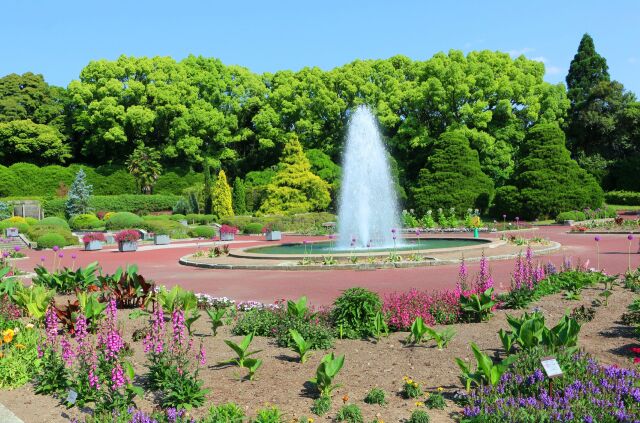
left=605, top=191, right=640, bottom=206
left=36, top=233, right=68, bottom=249
left=185, top=214, right=216, bottom=225
left=43, top=195, right=180, bottom=216
left=189, top=226, right=216, bottom=238
left=413, top=130, right=494, bottom=215
left=38, top=216, right=70, bottom=229
left=555, top=211, right=587, bottom=223
left=511, top=123, right=604, bottom=219
left=243, top=223, right=264, bottom=234
left=141, top=219, right=189, bottom=238
left=69, top=213, right=102, bottom=230
left=0, top=220, right=30, bottom=234
left=28, top=224, right=77, bottom=246
left=105, top=212, right=144, bottom=230
left=169, top=213, right=186, bottom=221
left=24, top=217, right=38, bottom=226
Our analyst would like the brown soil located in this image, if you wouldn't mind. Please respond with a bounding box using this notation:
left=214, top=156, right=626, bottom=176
left=1, top=286, right=637, bottom=423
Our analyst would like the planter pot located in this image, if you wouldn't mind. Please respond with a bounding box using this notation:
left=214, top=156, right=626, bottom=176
left=118, top=241, right=138, bottom=252
left=84, top=240, right=103, bottom=251
left=266, top=231, right=282, bottom=241
left=154, top=234, right=170, bottom=245
left=220, top=233, right=235, bottom=241
left=5, top=227, right=19, bottom=237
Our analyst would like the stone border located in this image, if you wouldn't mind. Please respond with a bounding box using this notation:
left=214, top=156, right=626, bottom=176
left=0, top=402, right=24, bottom=423
left=230, top=237, right=501, bottom=261
left=179, top=241, right=561, bottom=271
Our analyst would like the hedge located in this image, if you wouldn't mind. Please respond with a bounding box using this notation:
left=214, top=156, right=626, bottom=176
left=555, top=211, right=586, bottom=223
left=37, top=233, right=68, bottom=249
left=42, top=195, right=180, bottom=216
left=141, top=219, right=189, bottom=238
left=189, top=226, right=216, bottom=238
left=0, top=163, right=200, bottom=197
left=105, top=212, right=144, bottom=230
left=69, top=214, right=102, bottom=230
left=605, top=191, right=640, bottom=206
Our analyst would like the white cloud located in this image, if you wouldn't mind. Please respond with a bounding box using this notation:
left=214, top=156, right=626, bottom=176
left=508, top=47, right=534, bottom=57
left=531, top=56, right=547, bottom=63
left=546, top=66, right=563, bottom=75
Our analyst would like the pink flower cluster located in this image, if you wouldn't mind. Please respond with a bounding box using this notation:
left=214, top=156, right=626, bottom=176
left=511, top=246, right=546, bottom=291
left=383, top=288, right=462, bottom=330
left=143, top=304, right=165, bottom=355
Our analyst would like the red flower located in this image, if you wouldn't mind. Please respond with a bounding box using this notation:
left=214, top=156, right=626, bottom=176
left=630, top=347, right=640, bottom=354
left=634, top=357, right=640, bottom=364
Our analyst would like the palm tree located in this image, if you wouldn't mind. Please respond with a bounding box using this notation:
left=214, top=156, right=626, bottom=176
left=126, top=145, right=163, bottom=194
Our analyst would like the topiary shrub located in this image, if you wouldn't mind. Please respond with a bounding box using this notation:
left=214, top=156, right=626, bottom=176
left=169, top=213, right=186, bottom=221
left=331, top=287, right=382, bottom=339
left=37, top=233, right=68, bottom=249
left=555, top=211, right=587, bottom=223
left=512, top=123, right=604, bottom=219
left=38, top=216, right=70, bottom=229
left=141, top=219, right=189, bottom=239
left=105, top=212, right=144, bottom=230
left=69, top=213, right=102, bottom=230
left=28, top=224, right=77, bottom=246
left=0, top=220, right=30, bottom=234
left=189, top=226, right=216, bottom=238
left=413, top=130, right=494, bottom=215
left=243, top=223, right=264, bottom=234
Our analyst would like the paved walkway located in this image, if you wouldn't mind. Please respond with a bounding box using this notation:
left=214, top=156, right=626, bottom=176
left=10, top=226, right=640, bottom=306
left=0, top=402, right=24, bottom=423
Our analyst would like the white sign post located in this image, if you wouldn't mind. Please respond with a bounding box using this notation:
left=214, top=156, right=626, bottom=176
left=541, top=356, right=563, bottom=396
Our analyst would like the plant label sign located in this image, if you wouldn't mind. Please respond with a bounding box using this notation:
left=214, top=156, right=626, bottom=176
left=66, top=389, right=78, bottom=405
left=541, top=357, right=563, bottom=378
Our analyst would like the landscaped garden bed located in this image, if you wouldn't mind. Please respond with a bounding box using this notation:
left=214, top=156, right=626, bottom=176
left=1, top=251, right=639, bottom=422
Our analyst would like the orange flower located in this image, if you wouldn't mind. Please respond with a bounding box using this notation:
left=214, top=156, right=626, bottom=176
left=2, top=329, right=14, bottom=343
left=342, top=394, right=349, bottom=404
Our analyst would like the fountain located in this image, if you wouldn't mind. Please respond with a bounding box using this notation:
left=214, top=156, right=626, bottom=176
left=336, top=105, right=403, bottom=249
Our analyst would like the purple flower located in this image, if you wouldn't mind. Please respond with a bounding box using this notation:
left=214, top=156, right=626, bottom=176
left=415, top=229, right=421, bottom=236
left=40, top=256, right=45, bottom=262
left=628, top=234, right=634, bottom=241
left=52, top=245, right=59, bottom=252
left=71, top=254, right=77, bottom=260
left=502, top=214, right=507, bottom=219
left=391, top=228, right=396, bottom=234
left=515, top=217, right=520, bottom=221
left=595, top=236, right=601, bottom=242
left=2, top=252, right=7, bottom=258
left=13, top=245, right=20, bottom=252
left=58, top=252, right=64, bottom=258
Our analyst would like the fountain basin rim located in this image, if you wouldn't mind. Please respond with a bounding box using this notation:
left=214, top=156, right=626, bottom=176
left=230, top=237, right=503, bottom=260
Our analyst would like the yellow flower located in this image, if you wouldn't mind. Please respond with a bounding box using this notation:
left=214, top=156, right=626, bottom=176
left=413, top=382, right=419, bottom=388
left=307, top=419, right=314, bottom=423
left=415, top=401, right=424, bottom=407
left=406, top=379, right=413, bottom=384
left=2, top=329, right=14, bottom=343
left=437, top=387, right=444, bottom=392
left=403, top=376, right=409, bottom=380
left=14, top=343, right=26, bottom=350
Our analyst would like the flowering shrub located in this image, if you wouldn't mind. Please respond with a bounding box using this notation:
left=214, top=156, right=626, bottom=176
left=36, top=300, right=141, bottom=413
left=143, top=304, right=209, bottom=409
left=462, top=349, right=640, bottom=422
left=83, top=232, right=106, bottom=243
left=219, top=224, right=238, bottom=235
left=114, top=230, right=140, bottom=243
left=0, top=319, right=40, bottom=388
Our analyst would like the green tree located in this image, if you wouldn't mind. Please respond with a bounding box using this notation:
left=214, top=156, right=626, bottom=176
left=126, top=145, right=163, bottom=194
left=501, top=123, right=603, bottom=219
left=232, top=177, right=247, bottom=215
left=0, top=119, right=71, bottom=165
left=412, top=130, right=494, bottom=214
left=65, top=168, right=93, bottom=217
left=565, top=33, right=638, bottom=185
left=259, top=135, right=331, bottom=214
left=212, top=170, right=233, bottom=218
left=203, top=159, right=213, bottom=214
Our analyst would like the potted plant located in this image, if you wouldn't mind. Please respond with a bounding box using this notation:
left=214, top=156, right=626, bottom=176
left=82, top=232, right=106, bottom=251
left=5, top=227, right=19, bottom=237
left=219, top=224, right=238, bottom=241
left=264, top=226, right=281, bottom=241
left=153, top=230, right=171, bottom=245
left=115, top=229, right=141, bottom=252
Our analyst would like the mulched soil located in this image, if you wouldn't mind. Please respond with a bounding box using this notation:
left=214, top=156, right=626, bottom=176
left=1, top=284, right=637, bottom=423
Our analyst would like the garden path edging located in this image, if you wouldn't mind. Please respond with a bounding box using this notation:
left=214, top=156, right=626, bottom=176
left=0, top=402, right=25, bottom=423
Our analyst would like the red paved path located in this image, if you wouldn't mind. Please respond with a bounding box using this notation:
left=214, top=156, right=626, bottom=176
left=11, top=226, right=640, bottom=306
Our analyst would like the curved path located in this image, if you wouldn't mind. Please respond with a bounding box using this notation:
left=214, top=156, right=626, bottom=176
left=11, top=225, right=640, bottom=306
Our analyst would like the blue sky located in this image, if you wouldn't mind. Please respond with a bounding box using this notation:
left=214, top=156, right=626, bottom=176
left=2, top=0, right=639, bottom=94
